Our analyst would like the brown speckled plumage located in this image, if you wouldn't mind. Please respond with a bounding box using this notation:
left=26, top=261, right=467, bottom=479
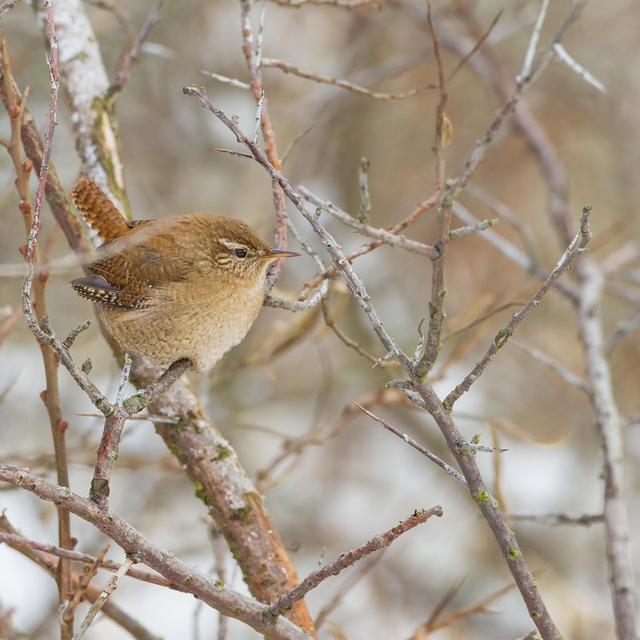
left=70, top=178, right=296, bottom=372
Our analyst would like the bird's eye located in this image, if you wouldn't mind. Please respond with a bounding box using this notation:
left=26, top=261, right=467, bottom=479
left=234, top=248, right=247, bottom=258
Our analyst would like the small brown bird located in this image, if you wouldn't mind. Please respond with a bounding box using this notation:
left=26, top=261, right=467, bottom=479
left=70, top=177, right=297, bottom=372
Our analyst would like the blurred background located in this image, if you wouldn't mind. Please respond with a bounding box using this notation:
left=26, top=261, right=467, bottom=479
left=1, top=0, right=639, bottom=638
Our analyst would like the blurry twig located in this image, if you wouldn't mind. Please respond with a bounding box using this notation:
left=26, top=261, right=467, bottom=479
left=314, top=554, right=384, bottom=629
left=0, top=0, right=20, bottom=19
left=321, top=296, right=396, bottom=369
left=268, top=0, right=381, bottom=9
left=410, top=579, right=517, bottom=637
left=518, top=0, right=550, bottom=80
left=604, top=309, right=640, bottom=355
left=0, top=307, right=21, bottom=348
left=200, top=69, right=251, bottom=90
left=509, top=513, right=604, bottom=527
left=83, top=0, right=136, bottom=41
left=356, top=404, right=466, bottom=484
left=510, top=341, right=591, bottom=395
left=553, top=43, right=607, bottom=94
left=107, top=0, right=166, bottom=99
left=262, top=57, right=437, bottom=99
left=256, top=389, right=409, bottom=491
left=466, top=186, right=542, bottom=270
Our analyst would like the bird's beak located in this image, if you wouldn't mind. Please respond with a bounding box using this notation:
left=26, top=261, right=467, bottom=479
left=262, top=249, right=300, bottom=261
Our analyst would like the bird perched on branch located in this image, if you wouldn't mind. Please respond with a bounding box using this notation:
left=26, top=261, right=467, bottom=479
left=70, top=177, right=297, bottom=372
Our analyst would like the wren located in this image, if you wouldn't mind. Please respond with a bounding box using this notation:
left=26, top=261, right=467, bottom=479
left=70, top=178, right=297, bottom=372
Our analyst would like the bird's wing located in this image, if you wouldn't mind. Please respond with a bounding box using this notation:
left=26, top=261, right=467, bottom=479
left=73, top=219, right=197, bottom=309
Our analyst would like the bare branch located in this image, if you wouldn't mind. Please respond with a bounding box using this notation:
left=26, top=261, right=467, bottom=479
left=182, top=85, right=412, bottom=368
left=519, top=0, right=551, bottom=80
left=107, top=0, right=166, bottom=99
left=510, top=340, right=591, bottom=395
left=0, top=0, right=21, bottom=19
left=262, top=57, right=437, bottom=100
left=444, top=207, right=592, bottom=410
left=509, top=513, right=604, bottom=527
left=356, top=404, right=466, bottom=485
left=72, top=558, right=135, bottom=640
left=268, top=506, right=443, bottom=617
left=553, top=43, right=607, bottom=94
left=299, top=187, right=439, bottom=257
left=0, top=464, right=311, bottom=640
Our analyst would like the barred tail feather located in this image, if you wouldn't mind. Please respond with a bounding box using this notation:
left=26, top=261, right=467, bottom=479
left=72, top=177, right=129, bottom=242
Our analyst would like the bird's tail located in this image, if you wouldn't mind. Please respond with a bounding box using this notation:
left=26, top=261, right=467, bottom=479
left=71, top=177, right=130, bottom=242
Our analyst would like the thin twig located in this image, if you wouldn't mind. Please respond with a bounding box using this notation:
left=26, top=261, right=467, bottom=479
left=268, top=506, right=443, bottom=617
left=239, top=0, right=289, bottom=292
left=449, top=218, right=498, bottom=240
left=268, top=0, right=381, bottom=8
left=0, top=532, right=174, bottom=588
left=519, top=0, right=551, bottom=80
left=72, top=558, right=135, bottom=640
left=115, top=353, right=132, bottom=406
left=0, top=0, right=20, bottom=18
left=357, top=157, right=372, bottom=224
left=0, top=513, right=160, bottom=640
left=262, top=57, right=437, bottom=99
left=107, top=0, right=166, bottom=99
left=413, top=0, right=449, bottom=377
left=510, top=340, right=591, bottom=395
left=444, top=207, right=592, bottom=410
left=90, top=358, right=191, bottom=507
left=509, top=512, right=604, bottom=527
left=604, top=309, right=640, bottom=355
left=314, top=555, right=383, bottom=629
left=553, top=43, right=607, bottom=93
left=2, top=14, right=76, bottom=638
left=356, top=404, right=466, bottom=484
left=200, top=69, right=251, bottom=90
left=299, top=187, right=438, bottom=257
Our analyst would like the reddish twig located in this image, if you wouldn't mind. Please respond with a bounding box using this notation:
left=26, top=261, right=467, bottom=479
left=0, top=15, right=76, bottom=638
left=0, top=532, right=174, bottom=589
left=107, top=0, right=166, bottom=99
left=239, top=0, right=289, bottom=291
left=0, top=513, right=159, bottom=640
left=90, top=358, right=190, bottom=508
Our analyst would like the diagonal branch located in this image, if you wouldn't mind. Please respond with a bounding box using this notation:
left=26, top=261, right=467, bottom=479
left=444, top=207, right=592, bottom=410
left=268, top=506, right=442, bottom=618
left=0, top=464, right=311, bottom=640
